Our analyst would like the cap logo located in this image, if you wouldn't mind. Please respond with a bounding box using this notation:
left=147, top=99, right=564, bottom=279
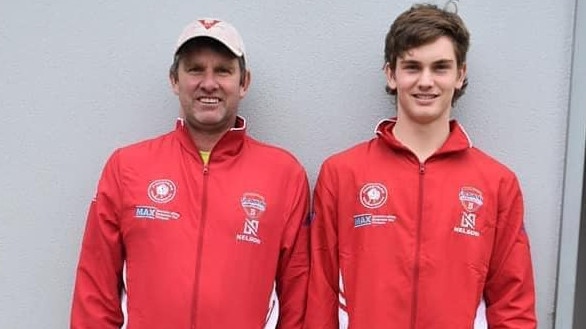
left=198, top=19, right=221, bottom=30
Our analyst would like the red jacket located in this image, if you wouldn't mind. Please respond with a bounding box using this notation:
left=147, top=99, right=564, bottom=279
left=71, top=117, right=310, bottom=329
left=306, top=119, right=536, bottom=329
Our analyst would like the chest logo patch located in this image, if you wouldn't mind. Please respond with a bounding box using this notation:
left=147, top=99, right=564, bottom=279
left=148, top=179, right=177, bottom=204
left=459, top=187, right=483, bottom=212
left=454, top=186, right=484, bottom=237
left=135, top=206, right=180, bottom=221
left=236, top=193, right=266, bottom=245
left=359, top=183, right=388, bottom=209
left=240, top=192, right=266, bottom=219
left=353, top=213, right=396, bottom=228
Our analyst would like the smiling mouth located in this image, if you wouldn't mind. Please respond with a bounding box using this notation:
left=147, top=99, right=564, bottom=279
left=413, top=94, right=438, bottom=100
left=198, top=97, right=221, bottom=104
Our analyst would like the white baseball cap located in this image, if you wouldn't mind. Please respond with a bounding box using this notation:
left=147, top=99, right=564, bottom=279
left=174, top=18, right=246, bottom=59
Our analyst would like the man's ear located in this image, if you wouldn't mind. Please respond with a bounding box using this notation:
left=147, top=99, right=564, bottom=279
left=240, top=70, right=251, bottom=98
left=457, top=63, right=467, bottom=89
left=384, top=62, right=397, bottom=91
left=169, top=73, right=179, bottom=96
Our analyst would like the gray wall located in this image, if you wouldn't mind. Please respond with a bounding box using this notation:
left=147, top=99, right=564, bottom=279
left=575, top=164, right=586, bottom=328
left=558, top=0, right=586, bottom=328
left=0, top=0, right=577, bottom=327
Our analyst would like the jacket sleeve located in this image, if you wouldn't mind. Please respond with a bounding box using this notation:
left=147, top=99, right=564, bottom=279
left=304, top=162, right=340, bottom=329
left=70, top=151, right=125, bottom=329
left=275, top=166, right=311, bottom=329
left=484, top=174, right=537, bottom=328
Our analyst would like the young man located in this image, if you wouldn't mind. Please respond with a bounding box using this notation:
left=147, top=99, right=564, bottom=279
left=71, top=19, right=309, bottom=329
left=305, top=4, right=536, bottom=329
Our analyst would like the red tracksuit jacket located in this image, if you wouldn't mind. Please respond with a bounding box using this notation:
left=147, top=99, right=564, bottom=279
left=305, top=119, right=536, bottom=329
left=71, top=117, right=310, bottom=329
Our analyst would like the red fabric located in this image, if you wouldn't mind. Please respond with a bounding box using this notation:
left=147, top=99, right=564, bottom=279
left=71, top=118, right=310, bottom=329
left=305, top=119, right=536, bottom=329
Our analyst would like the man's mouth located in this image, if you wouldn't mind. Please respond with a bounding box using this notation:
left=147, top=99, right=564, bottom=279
left=413, top=93, right=438, bottom=100
left=198, top=97, right=221, bottom=104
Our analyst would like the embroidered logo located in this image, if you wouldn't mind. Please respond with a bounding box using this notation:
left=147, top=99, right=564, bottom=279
left=359, top=183, right=388, bottom=209
left=240, top=192, right=266, bottom=219
left=135, top=206, right=180, bottom=221
left=353, top=214, right=396, bottom=228
left=236, top=193, right=266, bottom=244
left=148, top=179, right=177, bottom=204
left=454, top=187, right=483, bottom=237
left=198, top=19, right=221, bottom=30
left=459, top=187, right=483, bottom=212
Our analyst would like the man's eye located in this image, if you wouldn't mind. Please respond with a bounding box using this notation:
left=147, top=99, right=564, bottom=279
left=434, top=65, right=451, bottom=73
left=434, top=62, right=453, bottom=70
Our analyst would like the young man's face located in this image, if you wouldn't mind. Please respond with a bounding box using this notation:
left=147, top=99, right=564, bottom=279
left=385, top=36, right=466, bottom=126
left=170, top=44, right=250, bottom=136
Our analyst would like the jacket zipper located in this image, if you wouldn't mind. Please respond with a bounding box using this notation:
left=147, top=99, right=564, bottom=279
left=410, top=162, right=426, bottom=329
left=191, top=164, right=210, bottom=328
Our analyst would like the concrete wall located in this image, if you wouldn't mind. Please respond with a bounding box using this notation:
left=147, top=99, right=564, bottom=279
left=558, top=0, right=586, bottom=328
left=574, top=165, right=586, bottom=328
left=0, top=0, right=576, bottom=327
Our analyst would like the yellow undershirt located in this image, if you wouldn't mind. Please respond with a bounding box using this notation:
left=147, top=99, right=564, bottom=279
left=199, top=151, right=210, bottom=165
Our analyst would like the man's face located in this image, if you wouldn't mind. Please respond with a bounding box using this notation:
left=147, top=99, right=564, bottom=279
left=171, top=45, right=250, bottom=136
left=385, top=36, right=466, bottom=126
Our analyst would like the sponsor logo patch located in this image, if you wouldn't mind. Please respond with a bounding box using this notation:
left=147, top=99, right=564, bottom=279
left=359, top=183, right=388, bottom=209
left=236, top=193, right=266, bottom=244
left=147, top=179, right=177, bottom=204
left=135, top=206, right=180, bottom=221
left=353, top=213, right=396, bottom=228
left=354, top=214, right=372, bottom=227
left=454, top=186, right=483, bottom=237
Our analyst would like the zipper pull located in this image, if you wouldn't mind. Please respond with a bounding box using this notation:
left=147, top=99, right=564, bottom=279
left=419, top=163, right=425, bottom=175
left=203, top=165, right=209, bottom=175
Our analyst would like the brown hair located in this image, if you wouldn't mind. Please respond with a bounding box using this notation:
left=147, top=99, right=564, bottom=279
left=384, top=3, right=470, bottom=104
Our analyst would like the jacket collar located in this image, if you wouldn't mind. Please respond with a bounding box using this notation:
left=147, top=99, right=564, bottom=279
left=174, top=116, right=247, bottom=163
left=375, top=117, right=473, bottom=156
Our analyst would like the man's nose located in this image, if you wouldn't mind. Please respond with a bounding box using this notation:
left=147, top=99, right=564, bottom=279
left=200, top=71, right=219, bottom=91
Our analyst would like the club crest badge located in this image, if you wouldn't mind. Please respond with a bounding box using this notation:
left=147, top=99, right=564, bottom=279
left=240, top=193, right=266, bottom=219
left=359, top=183, right=388, bottom=209
left=237, top=192, right=266, bottom=245
left=148, top=179, right=177, bottom=204
left=459, top=187, right=483, bottom=212
left=454, top=186, right=483, bottom=237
